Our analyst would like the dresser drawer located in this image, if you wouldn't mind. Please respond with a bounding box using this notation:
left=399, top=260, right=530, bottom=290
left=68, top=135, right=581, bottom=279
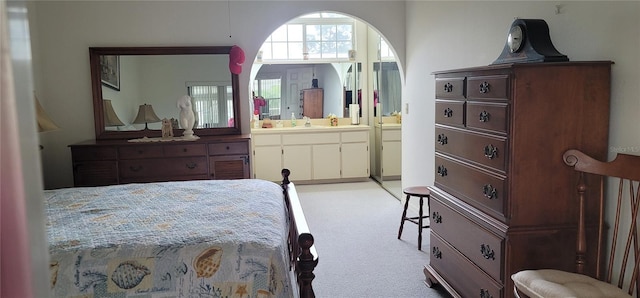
left=434, top=154, right=507, bottom=219
left=119, top=157, right=207, bottom=178
left=466, top=102, right=508, bottom=134
left=71, top=146, right=117, bottom=161
left=435, top=77, right=465, bottom=99
left=163, top=144, right=206, bottom=157
left=430, top=197, right=504, bottom=282
left=119, top=145, right=164, bottom=159
left=467, top=75, right=509, bottom=100
left=430, top=233, right=503, bottom=298
left=208, top=142, right=249, bottom=155
left=435, top=126, right=507, bottom=172
left=435, top=100, right=465, bottom=127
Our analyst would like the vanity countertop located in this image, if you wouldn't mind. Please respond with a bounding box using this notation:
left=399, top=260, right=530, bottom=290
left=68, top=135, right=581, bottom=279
left=251, top=124, right=370, bottom=134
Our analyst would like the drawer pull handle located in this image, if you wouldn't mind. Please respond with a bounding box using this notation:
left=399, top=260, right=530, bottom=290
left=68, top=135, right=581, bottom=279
left=432, top=247, right=442, bottom=259
left=226, top=146, right=230, bottom=150
left=480, top=289, right=493, bottom=298
left=443, top=108, right=453, bottom=118
left=437, top=134, right=448, bottom=145
left=186, top=162, right=197, bottom=169
left=479, top=81, right=490, bottom=94
left=129, top=165, right=143, bottom=172
left=443, top=82, right=453, bottom=93
left=480, top=244, right=495, bottom=260
left=432, top=211, right=442, bottom=223
left=483, top=145, right=498, bottom=159
left=479, top=111, right=490, bottom=122
left=183, top=148, right=188, bottom=152
left=483, top=184, right=498, bottom=200
left=137, top=150, right=144, bottom=154
left=437, top=165, right=448, bottom=177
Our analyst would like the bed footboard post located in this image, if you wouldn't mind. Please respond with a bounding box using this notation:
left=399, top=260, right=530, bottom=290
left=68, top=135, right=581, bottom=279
left=298, top=233, right=317, bottom=298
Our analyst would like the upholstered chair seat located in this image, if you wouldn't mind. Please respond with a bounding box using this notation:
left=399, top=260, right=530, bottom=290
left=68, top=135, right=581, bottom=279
left=512, top=269, right=631, bottom=298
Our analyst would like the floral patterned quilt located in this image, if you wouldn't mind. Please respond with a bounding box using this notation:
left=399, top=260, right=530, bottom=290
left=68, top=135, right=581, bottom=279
left=45, top=179, right=295, bottom=297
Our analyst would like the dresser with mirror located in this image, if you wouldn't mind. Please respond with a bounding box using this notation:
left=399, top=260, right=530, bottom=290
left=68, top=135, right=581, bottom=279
left=69, top=46, right=250, bottom=186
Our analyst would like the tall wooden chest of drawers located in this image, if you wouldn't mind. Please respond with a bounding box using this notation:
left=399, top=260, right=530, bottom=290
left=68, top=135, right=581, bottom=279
left=70, top=135, right=250, bottom=187
left=424, top=62, right=612, bottom=298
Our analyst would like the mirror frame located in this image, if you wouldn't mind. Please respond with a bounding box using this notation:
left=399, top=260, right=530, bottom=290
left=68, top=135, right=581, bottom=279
left=90, top=46, right=241, bottom=140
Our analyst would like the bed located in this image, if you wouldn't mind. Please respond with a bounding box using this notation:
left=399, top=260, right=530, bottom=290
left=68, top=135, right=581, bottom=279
left=45, top=170, right=317, bottom=297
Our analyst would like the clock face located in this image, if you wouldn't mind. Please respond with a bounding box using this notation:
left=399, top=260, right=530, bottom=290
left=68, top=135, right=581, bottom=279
left=507, top=25, right=524, bottom=53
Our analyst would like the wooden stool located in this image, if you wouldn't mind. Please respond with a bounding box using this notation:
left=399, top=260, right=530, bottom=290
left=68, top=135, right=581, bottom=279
left=397, top=186, right=430, bottom=250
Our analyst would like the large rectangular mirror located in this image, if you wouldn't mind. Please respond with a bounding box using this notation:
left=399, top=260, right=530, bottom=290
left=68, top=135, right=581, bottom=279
left=90, top=46, right=241, bottom=140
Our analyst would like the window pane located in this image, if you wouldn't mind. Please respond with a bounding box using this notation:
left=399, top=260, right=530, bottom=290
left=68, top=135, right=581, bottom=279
left=289, top=42, right=304, bottom=59
left=271, top=25, right=288, bottom=41
left=337, top=41, right=351, bottom=58
left=321, top=24, right=336, bottom=41
left=337, top=24, right=352, bottom=41
left=288, top=24, right=303, bottom=41
left=307, top=41, right=321, bottom=58
left=272, top=42, right=288, bottom=59
left=321, top=42, right=337, bottom=58
left=306, top=24, right=320, bottom=42
left=259, top=43, right=272, bottom=59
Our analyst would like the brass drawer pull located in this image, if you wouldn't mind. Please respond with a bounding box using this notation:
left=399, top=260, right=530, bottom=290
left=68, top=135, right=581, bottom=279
left=437, top=165, right=448, bottom=177
left=480, top=244, right=495, bottom=260
left=483, top=145, right=498, bottom=159
left=432, top=211, right=442, bottom=223
left=437, top=134, right=448, bottom=145
left=443, top=108, right=453, bottom=118
left=479, top=111, right=490, bottom=122
left=186, top=162, right=197, bottom=169
left=479, top=81, right=490, bottom=94
left=432, top=247, right=442, bottom=259
left=480, top=289, right=493, bottom=298
left=483, top=184, right=498, bottom=200
left=443, top=82, right=453, bottom=93
left=129, top=165, right=142, bottom=172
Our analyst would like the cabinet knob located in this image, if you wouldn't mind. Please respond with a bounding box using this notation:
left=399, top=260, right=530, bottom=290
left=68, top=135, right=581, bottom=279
left=483, top=184, right=498, bottom=200
left=129, top=165, right=142, bottom=172
left=432, top=247, right=442, bottom=259
left=437, top=134, right=448, bottom=145
left=479, top=111, right=490, bottom=122
left=479, top=81, right=491, bottom=94
left=185, top=162, right=197, bottom=169
left=480, top=244, right=495, bottom=260
left=183, top=148, right=188, bottom=152
left=483, top=145, right=498, bottom=160
left=437, top=165, right=448, bottom=177
left=443, top=82, right=453, bottom=93
left=443, top=108, right=453, bottom=118
left=480, top=289, right=493, bottom=298
left=432, top=211, right=442, bottom=223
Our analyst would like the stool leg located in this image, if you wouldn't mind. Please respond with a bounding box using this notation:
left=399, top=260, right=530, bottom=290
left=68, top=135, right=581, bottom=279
left=398, top=194, right=410, bottom=239
left=418, top=196, right=423, bottom=251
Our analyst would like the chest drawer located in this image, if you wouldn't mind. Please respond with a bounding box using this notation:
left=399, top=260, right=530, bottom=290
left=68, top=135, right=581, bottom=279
left=119, top=145, right=164, bottom=159
left=71, top=146, right=117, bottom=161
left=164, top=144, right=206, bottom=156
left=434, top=154, right=507, bottom=219
left=435, top=77, right=465, bottom=99
left=435, top=101, right=465, bottom=127
left=208, top=142, right=248, bottom=155
left=466, top=102, right=508, bottom=134
left=467, top=75, right=509, bottom=100
left=430, top=233, right=503, bottom=298
left=120, top=157, right=207, bottom=178
left=430, top=197, right=504, bottom=282
left=435, top=126, right=507, bottom=172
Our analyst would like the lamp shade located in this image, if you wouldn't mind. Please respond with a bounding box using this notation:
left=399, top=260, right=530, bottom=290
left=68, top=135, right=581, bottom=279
left=132, top=103, right=161, bottom=129
left=35, top=95, right=59, bottom=132
left=103, top=99, right=124, bottom=126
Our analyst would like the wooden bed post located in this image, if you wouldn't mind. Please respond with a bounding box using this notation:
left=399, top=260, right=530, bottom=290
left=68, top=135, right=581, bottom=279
left=281, top=169, right=318, bottom=298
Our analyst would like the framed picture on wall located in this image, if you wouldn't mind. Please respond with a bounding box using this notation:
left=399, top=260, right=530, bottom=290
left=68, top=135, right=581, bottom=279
left=100, top=55, right=120, bottom=91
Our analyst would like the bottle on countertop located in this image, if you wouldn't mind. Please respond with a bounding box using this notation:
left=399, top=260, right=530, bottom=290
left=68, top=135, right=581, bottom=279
left=253, top=109, right=260, bottom=129
left=291, top=112, right=297, bottom=127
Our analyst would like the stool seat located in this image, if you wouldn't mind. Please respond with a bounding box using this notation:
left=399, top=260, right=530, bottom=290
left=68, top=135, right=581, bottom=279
left=398, top=186, right=430, bottom=250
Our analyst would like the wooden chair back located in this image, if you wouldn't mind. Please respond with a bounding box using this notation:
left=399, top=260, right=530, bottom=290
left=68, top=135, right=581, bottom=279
left=564, top=149, right=640, bottom=296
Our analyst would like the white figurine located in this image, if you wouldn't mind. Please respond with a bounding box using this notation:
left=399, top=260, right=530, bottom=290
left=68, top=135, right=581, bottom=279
left=177, top=95, right=197, bottom=139
left=161, top=118, right=173, bottom=139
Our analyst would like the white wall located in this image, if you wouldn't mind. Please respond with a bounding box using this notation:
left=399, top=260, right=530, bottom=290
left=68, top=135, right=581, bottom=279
left=402, top=1, right=640, bottom=191
left=28, top=0, right=406, bottom=189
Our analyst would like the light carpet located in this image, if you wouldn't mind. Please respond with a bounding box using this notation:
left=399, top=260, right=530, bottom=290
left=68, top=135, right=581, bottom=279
left=296, top=180, right=451, bottom=298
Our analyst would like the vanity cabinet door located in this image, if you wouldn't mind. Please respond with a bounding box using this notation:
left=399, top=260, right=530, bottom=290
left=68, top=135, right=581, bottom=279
left=341, top=142, right=369, bottom=178
left=382, top=129, right=402, bottom=177
left=253, top=146, right=283, bottom=181
left=312, top=144, right=341, bottom=179
left=283, top=145, right=312, bottom=181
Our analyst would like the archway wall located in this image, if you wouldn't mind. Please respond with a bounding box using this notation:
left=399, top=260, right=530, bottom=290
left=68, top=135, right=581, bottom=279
left=230, top=1, right=406, bottom=133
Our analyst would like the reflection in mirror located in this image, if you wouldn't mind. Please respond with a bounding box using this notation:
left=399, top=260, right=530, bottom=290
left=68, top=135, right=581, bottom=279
left=90, top=47, right=241, bottom=140
left=252, top=63, right=357, bottom=120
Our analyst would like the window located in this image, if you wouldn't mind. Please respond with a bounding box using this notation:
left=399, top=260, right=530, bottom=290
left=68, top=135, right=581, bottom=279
left=259, top=12, right=354, bottom=61
left=187, top=82, right=233, bottom=128
left=252, top=77, right=282, bottom=117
